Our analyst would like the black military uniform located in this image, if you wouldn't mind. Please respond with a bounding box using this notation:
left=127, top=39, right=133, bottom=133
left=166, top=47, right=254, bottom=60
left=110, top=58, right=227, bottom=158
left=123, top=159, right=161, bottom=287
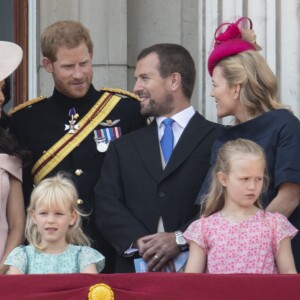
left=9, top=84, right=147, bottom=273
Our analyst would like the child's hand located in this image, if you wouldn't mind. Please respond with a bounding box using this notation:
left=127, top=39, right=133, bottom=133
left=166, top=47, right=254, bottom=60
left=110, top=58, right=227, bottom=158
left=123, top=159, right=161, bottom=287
left=241, top=29, right=262, bottom=50
left=0, top=264, right=8, bottom=274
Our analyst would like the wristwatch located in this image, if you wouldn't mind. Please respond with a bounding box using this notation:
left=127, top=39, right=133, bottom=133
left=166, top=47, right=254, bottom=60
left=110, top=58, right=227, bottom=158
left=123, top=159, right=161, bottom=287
left=175, top=231, right=188, bottom=251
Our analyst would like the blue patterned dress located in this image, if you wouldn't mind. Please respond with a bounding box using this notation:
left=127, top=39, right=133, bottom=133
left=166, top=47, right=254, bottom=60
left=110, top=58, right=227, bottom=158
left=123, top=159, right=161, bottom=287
left=4, top=244, right=105, bottom=274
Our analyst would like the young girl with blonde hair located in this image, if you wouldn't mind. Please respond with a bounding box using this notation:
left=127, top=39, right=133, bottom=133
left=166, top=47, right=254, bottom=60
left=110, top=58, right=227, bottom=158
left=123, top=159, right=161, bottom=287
left=5, top=172, right=105, bottom=274
left=197, top=16, right=300, bottom=271
left=185, top=139, right=297, bottom=274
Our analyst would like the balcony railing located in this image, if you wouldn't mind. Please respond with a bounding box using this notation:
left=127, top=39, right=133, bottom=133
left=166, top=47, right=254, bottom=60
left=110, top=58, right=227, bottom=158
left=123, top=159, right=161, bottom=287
left=1, top=272, right=300, bottom=299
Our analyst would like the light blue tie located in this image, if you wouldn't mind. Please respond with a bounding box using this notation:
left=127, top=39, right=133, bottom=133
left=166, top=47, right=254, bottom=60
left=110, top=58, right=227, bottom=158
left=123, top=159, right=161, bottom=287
left=160, top=118, right=174, bottom=164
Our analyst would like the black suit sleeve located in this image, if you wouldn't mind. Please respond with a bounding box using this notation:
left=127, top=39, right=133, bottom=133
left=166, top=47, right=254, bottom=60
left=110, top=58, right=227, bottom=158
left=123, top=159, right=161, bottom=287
left=94, top=141, right=150, bottom=255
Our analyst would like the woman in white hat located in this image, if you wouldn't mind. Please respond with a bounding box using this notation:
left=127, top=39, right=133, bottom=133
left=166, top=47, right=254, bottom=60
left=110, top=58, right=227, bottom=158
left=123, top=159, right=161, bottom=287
left=0, top=41, right=26, bottom=273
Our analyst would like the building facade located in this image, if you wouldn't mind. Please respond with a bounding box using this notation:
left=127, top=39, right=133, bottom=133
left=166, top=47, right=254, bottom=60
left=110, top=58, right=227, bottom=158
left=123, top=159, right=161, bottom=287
left=3, top=0, right=300, bottom=121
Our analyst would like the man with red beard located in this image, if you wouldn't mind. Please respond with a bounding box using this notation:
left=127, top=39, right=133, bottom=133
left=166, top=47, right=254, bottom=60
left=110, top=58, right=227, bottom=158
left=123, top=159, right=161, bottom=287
left=95, top=43, right=219, bottom=273
left=9, top=20, right=147, bottom=273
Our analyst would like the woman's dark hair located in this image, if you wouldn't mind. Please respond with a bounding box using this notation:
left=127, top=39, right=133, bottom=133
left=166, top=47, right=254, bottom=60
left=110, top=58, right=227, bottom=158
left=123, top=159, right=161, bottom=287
left=0, top=77, right=11, bottom=128
left=0, top=77, right=31, bottom=165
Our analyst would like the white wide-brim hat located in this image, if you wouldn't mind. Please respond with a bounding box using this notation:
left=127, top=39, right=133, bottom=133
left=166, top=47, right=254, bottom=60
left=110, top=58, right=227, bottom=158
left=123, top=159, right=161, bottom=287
left=0, top=41, right=23, bottom=81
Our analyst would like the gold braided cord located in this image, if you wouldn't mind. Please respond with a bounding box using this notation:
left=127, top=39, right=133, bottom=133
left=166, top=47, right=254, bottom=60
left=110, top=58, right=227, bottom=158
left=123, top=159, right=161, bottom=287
left=100, top=87, right=141, bottom=101
left=8, top=96, right=46, bottom=115
left=32, top=93, right=121, bottom=184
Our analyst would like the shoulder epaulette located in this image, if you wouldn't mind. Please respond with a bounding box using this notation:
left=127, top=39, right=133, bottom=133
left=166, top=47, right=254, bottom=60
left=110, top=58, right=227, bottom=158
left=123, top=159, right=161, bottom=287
left=100, top=87, right=141, bottom=101
left=8, top=96, right=47, bottom=115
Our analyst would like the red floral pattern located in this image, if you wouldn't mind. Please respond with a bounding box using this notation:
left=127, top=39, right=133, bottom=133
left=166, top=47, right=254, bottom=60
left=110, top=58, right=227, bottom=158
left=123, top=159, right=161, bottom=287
left=184, top=210, right=297, bottom=274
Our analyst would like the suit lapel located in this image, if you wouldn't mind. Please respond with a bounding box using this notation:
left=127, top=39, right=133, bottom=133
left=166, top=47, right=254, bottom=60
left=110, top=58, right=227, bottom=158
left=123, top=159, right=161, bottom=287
left=133, top=120, right=164, bottom=181
left=132, top=113, right=214, bottom=183
left=160, top=112, right=212, bottom=181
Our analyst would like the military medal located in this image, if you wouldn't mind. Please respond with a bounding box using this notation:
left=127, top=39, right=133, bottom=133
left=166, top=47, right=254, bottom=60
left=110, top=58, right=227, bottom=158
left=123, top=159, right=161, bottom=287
left=97, top=140, right=109, bottom=152
left=93, top=122, right=122, bottom=152
left=94, top=131, right=109, bottom=153
left=100, top=119, right=120, bottom=126
left=65, top=107, right=80, bottom=134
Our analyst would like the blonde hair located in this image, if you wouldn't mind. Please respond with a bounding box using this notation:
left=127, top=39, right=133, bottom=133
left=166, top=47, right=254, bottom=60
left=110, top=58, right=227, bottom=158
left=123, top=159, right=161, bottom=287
left=201, top=139, right=269, bottom=217
left=218, top=50, right=290, bottom=122
left=26, top=172, right=90, bottom=250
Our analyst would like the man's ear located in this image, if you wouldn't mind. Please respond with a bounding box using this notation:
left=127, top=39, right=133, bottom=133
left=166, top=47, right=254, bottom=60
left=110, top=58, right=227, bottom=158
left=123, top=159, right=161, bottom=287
left=169, top=72, right=181, bottom=91
left=218, top=172, right=227, bottom=187
left=42, top=57, right=54, bottom=73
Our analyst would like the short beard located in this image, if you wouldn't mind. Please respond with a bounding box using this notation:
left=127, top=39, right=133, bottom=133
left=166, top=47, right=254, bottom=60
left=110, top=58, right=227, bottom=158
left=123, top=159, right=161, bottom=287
left=140, top=94, right=174, bottom=117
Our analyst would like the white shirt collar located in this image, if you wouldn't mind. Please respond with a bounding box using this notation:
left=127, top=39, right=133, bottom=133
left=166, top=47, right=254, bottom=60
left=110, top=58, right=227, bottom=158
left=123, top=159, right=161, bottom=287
left=156, top=106, right=195, bottom=129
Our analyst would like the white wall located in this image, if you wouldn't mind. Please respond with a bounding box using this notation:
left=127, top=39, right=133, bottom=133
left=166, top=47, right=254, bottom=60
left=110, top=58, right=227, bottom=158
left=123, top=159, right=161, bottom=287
left=30, top=0, right=300, bottom=120
left=127, top=0, right=199, bottom=104
left=35, top=0, right=130, bottom=97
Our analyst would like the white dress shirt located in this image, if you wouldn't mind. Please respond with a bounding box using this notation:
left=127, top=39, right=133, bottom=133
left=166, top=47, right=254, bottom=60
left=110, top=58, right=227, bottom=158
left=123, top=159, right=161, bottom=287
left=157, top=106, right=196, bottom=164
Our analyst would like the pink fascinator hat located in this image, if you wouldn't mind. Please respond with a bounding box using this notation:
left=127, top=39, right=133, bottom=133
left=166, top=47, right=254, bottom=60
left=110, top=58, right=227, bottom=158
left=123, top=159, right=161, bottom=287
left=207, top=17, right=261, bottom=76
left=0, top=41, right=23, bottom=81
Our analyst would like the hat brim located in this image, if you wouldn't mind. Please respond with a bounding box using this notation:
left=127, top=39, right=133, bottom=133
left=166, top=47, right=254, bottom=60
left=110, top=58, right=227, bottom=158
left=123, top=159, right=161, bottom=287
left=208, top=39, right=255, bottom=76
left=0, top=41, right=23, bottom=81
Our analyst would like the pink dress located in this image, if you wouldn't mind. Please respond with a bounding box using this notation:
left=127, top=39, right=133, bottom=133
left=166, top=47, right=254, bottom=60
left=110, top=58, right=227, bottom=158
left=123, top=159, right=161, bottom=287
left=183, top=210, right=298, bottom=274
left=0, top=154, right=22, bottom=260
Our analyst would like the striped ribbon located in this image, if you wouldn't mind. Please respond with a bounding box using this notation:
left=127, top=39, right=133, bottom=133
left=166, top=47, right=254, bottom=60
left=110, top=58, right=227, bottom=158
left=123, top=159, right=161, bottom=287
left=32, top=92, right=122, bottom=184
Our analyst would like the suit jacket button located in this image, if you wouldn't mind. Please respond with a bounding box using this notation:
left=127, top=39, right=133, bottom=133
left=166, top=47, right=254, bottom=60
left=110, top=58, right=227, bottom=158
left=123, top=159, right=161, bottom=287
left=159, top=192, right=165, bottom=198
left=75, top=169, right=83, bottom=176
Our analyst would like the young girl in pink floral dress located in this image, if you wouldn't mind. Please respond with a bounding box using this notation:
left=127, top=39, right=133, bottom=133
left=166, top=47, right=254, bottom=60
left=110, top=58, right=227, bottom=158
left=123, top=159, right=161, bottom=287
left=184, top=139, right=297, bottom=274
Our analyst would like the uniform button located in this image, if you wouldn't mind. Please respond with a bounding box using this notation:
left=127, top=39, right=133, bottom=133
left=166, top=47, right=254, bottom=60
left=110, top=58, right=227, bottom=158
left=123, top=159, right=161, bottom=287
left=77, top=199, right=84, bottom=205
left=75, top=169, right=83, bottom=176
left=159, top=192, right=165, bottom=198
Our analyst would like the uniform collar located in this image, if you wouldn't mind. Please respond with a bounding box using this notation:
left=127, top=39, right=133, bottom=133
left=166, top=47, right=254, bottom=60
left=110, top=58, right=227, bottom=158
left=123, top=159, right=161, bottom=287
left=51, top=84, right=99, bottom=109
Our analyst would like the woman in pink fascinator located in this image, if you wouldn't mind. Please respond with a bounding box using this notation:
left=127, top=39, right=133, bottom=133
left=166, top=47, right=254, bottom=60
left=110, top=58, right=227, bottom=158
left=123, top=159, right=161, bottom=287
left=0, top=41, right=28, bottom=274
left=195, top=17, right=300, bottom=272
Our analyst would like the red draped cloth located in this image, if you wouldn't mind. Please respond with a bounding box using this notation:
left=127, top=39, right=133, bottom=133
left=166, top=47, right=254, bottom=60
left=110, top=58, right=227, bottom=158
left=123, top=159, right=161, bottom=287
left=1, top=273, right=300, bottom=299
